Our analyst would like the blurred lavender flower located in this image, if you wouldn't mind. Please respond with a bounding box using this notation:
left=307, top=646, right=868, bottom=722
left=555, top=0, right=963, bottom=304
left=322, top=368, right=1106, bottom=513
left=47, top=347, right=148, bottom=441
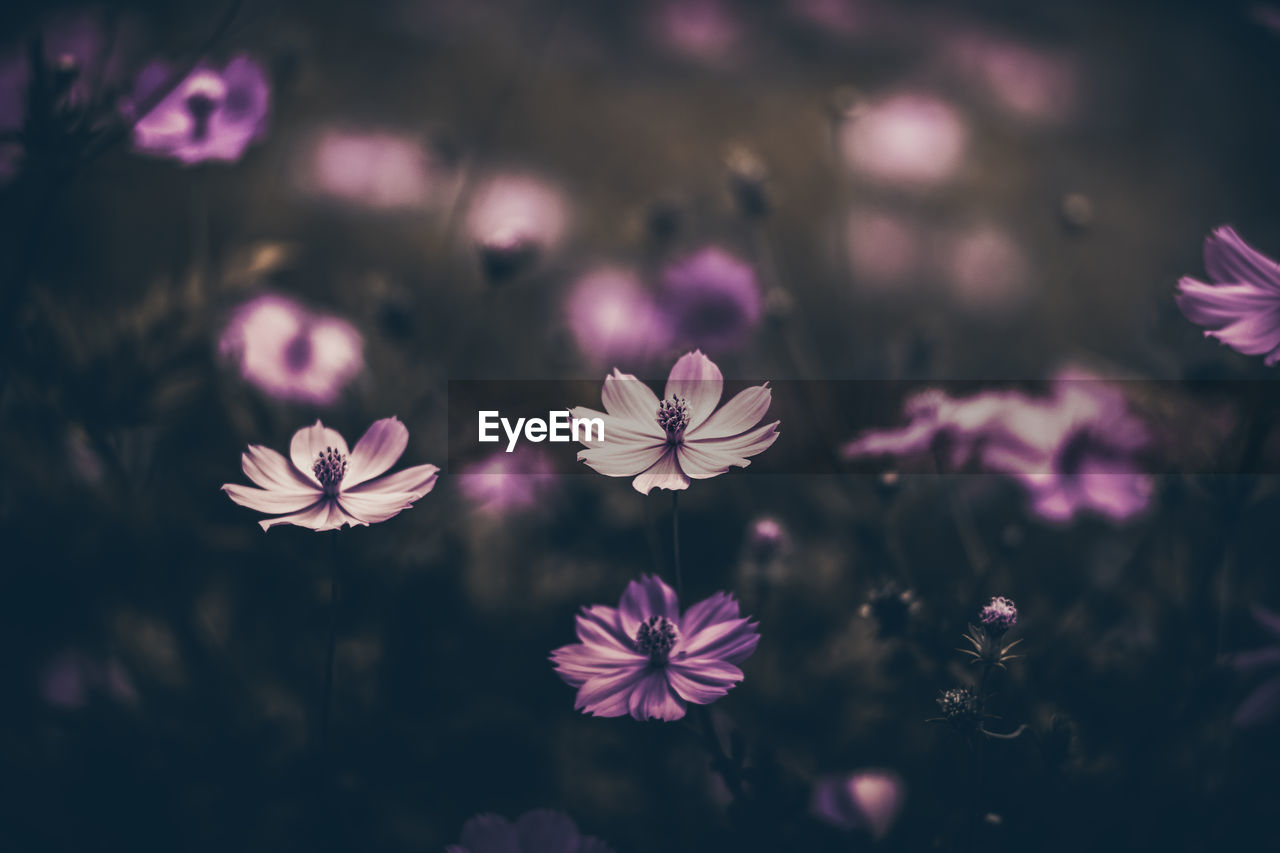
left=811, top=770, right=905, bottom=840
left=457, top=446, right=558, bottom=515
left=571, top=350, right=780, bottom=494
left=746, top=516, right=790, bottom=565
left=129, top=55, right=269, bottom=165
left=1230, top=605, right=1280, bottom=727
left=222, top=417, right=438, bottom=531
left=843, top=369, right=1153, bottom=523
left=466, top=174, right=568, bottom=283
left=447, top=809, right=615, bottom=853
left=980, top=596, right=1018, bottom=637
left=40, top=650, right=137, bottom=709
left=218, top=293, right=364, bottom=406
left=840, top=93, right=967, bottom=187
left=940, top=225, right=1029, bottom=311
left=550, top=574, right=759, bottom=721
left=299, top=128, right=447, bottom=211
left=944, top=31, right=1078, bottom=123
left=565, top=266, right=670, bottom=366
left=1176, top=226, right=1280, bottom=365
left=846, top=208, right=921, bottom=289
left=660, top=247, right=763, bottom=353
left=651, top=0, right=742, bottom=65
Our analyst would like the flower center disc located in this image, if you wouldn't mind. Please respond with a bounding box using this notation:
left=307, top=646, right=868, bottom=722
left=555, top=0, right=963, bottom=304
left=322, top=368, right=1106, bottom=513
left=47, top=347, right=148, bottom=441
left=635, top=615, right=679, bottom=665
left=313, top=447, right=348, bottom=493
left=656, top=395, right=690, bottom=443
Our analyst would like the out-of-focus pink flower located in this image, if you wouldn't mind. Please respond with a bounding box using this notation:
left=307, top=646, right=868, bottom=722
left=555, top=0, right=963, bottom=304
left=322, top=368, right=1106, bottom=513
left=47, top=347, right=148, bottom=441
left=300, top=129, right=447, bottom=210
left=659, top=247, right=763, bottom=353
left=222, top=417, right=438, bottom=531
left=130, top=55, right=269, bottom=165
left=457, top=447, right=558, bottom=515
left=940, top=225, right=1028, bottom=310
left=566, top=267, right=670, bottom=366
left=1176, top=226, right=1280, bottom=365
left=843, top=370, right=1153, bottom=523
left=551, top=574, right=759, bottom=721
left=466, top=174, right=568, bottom=282
left=812, top=770, right=905, bottom=840
left=847, top=208, right=921, bottom=287
left=651, top=0, right=742, bottom=64
left=40, top=651, right=138, bottom=709
left=448, top=809, right=615, bottom=853
left=1231, top=605, right=1280, bottom=727
left=219, top=294, right=363, bottom=406
left=571, top=350, right=780, bottom=494
left=946, top=32, right=1077, bottom=122
left=840, top=93, right=966, bottom=187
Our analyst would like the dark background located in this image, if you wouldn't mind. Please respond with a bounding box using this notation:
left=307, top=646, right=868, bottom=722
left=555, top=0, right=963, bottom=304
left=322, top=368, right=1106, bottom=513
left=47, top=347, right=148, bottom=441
left=3, top=0, right=1280, bottom=850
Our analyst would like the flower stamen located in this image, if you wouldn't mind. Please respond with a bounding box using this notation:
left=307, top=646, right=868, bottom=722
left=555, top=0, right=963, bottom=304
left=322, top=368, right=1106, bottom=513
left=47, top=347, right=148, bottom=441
left=313, top=447, right=347, bottom=493
left=656, top=395, right=691, bottom=443
left=634, top=615, right=679, bottom=665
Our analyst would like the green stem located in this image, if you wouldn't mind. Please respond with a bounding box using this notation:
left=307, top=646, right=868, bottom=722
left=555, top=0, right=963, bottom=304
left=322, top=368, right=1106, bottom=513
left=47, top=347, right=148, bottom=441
left=671, top=491, right=684, bottom=600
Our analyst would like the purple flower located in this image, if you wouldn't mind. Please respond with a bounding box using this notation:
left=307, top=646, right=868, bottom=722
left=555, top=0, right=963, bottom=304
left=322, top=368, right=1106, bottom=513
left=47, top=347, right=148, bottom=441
left=840, top=93, right=967, bottom=187
left=130, top=55, right=269, bottom=164
left=447, top=809, right=615, bottom=853
left=660, top=247, right=763, bottom=353
left=571, top=350, right=780, bottom=494
left=457, top=447, right=559, bottom=515
left=222, top=417, right=438, bottom=531
left=565, top=266, right=671, bottom=366
left=812, top=770, right=906, bottom=840
left=843, top=368, right=1152, bottom=523
left=551, top=575, right=759, bottom=721
left=299, top=128, right=452, bottom=211
left=465, top=174, right=569, bottom=282
left=218, top=294, right=364, bottom=406
left=1176, top=226, right=1280, bottom=365
left=980, top=596, right=1018, bottom=636
left=1231, top=605, right=1280, bottom=727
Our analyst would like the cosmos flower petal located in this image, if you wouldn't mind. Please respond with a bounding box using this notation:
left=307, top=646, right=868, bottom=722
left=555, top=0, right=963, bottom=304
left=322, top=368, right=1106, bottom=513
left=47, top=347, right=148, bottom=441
left=842, top=417, right=941, bottom=459
left=241, top=444, right=317, bottom=491
left=457, top=814, right=518, bottom=853
left=618, top=575, right=681, bottom=638
left=679, top=421, right=780, bottom=478
left=1231, top=647, right=1280, bottom=671
left=680, top=592, right=742, bottom=636
left=551, top=642, right=647, bottom=686
left=1175, top=278, right=1278, bottom=328
left=336, top=491, right=419, bottom=525
left=221, top=483, right=321, bottom=515
left=257, top=499, right=362, bottom=532
left=514, top=810, right=583, bottom=851
left=666, top=658, right=743, bottom=704
left=601, top=369, right=664, bottom=433
left=289, top=420, right=349, bottom=486
left=344, top=416, right=409, bottom=487
left=628, top=670, right=688, bottom=721
left=1204, top=226, right=1280, bottom=294
left=664, top=350, right=724, bottom=429
left=346, top=463, right=440, bottom=500
left=1205, top=308, right=1280, bottom=360
left=688, top=384, right=771, bottom=439
left=631, top=447, right=690, bottom=494
left=681, top=618, right=760, bottom=664
left=575, top=664, right=651, bottom=717
left=1251, top=605, right=1280, bottom=640
left=569, top=407, right=665, bottom=447
left=573, top=604, right=633, bottom=649
left=1233, top=674, right=1280, bottom=727
left=578, top=441, right=669, bottom=477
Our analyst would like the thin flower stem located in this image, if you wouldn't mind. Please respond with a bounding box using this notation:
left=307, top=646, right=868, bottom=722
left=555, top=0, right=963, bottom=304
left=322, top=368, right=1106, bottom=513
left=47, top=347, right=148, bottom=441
left=671, top=491, right=684, bottom=600
left=319, top=533, right=341, bottom=755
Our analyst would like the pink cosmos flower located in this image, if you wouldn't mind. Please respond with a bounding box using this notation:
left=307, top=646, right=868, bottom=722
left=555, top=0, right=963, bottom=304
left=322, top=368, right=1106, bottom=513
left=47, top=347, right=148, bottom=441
left=457, top=447, right=559, bottom=515
left=659, top=247, right=764, bottom=353
left=565, top=266, right=670, bottom=366
left=1176, top=226, right=1280, bottom=365
left=571, top=350, right=780, bottom=494
left=811, top=770, right=906, bottom=840
left=448, top=809, right=615, bottom=853
left=551, top=575, right=759, bottom=721
left=218, top=294, right=364, bottom=406
left=130, top=55, right=269, bottom=165
left=843, top=369, right=1152, bottom=523
left=222, top=417, right=438, bottom=531
left=840, top=93, right=967, bottom=187
left=465, top=174, right=569, bottom=282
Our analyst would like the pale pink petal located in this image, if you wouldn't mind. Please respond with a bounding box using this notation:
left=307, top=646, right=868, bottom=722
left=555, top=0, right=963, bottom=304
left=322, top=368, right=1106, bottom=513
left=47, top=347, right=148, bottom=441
left=1175, top=278, right=1278, bottom=327
left=241, top=445, right=316, bottom=491
left=678, top=421, right=780, bottom=478
left=688, top=384, right=772, bottom=439
left=575, top=664, right=651, bottom=717
left=336, top=490, right=420, bottom=524
left=551, top=642, right=647, bottom=687
left=680, top=591, right=742, bottom=636
left=601, top=369, right=663, bottom=434
left=574, top=605, right=633, bottom=650
left=344, top=416, right=409, bottom=487
left=664, top=350, right=723, bottom=429
left=1206, top=308, right=1280, bottom=362
left=289, top=420, right=350, bottom=486
left=666, top=658, right=743, bottom=704
left=222, top=483, right=321, bottom=515
left=258, top=499, right=363, bottom=531
left=618, top=575, right=681, bottom=638
left=680, top=618, right=760, bottom=664
left=569, top=406, right=665, bottom=448
left=346, top=463, right=439, bottom=499
left=627, top=670, right=688, bottom=721
left=578, top=441, right=669, bottom=477
left=1204, top=226, right=1280, bottom=293
left=631, top=447, right=690, bottom=494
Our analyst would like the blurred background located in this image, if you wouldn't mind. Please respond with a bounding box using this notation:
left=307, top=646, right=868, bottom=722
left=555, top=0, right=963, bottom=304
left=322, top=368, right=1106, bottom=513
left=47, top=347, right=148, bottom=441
left=3, top=0, right=1280, bottom=850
